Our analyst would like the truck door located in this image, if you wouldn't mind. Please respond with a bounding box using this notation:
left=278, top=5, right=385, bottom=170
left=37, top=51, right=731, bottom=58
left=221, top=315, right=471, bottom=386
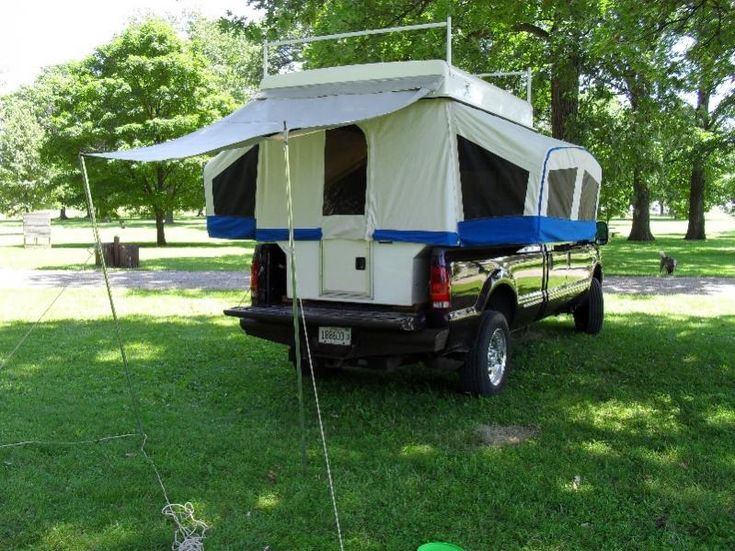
left=511, top=245, right=546, bottom=323
left=545, top=243, right=571, bottom=311
left=319, top=125, right=372, bottom=299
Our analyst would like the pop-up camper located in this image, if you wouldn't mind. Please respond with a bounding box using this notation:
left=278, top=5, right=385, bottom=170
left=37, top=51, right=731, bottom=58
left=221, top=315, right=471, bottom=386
left=202, top=60, right=601, bottom=307
left=91, top=49, right=606, bottom=396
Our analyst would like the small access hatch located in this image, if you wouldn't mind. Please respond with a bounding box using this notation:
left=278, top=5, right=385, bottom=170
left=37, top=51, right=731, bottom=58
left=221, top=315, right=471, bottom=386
left=321, top=239, right=372, bottom=297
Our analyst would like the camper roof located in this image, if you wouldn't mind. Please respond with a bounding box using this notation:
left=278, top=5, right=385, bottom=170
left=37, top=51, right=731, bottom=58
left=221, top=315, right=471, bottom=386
left=260, top=60, right=533, bottom=127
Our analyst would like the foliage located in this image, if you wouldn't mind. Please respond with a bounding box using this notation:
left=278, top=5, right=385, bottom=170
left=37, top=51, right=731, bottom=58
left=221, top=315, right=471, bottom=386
left=0, top=92, right=53, bottom=214
left=42, top=18, right=235, bottom=245
left=188, top=16, right=262, bottom=105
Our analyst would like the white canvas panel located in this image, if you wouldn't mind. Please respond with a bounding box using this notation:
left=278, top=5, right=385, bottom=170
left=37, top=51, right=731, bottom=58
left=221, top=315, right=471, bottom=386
left=539, top=148, right=602, bottom=216
left=203, top=146, right=252, bottom=216
left=451, top=102, right=602, bottom=217
left=363, top=99, right=456, bottom=234
left=322, top=215, right=367, bottom=240
left=256, top=132, right=325, bottom=230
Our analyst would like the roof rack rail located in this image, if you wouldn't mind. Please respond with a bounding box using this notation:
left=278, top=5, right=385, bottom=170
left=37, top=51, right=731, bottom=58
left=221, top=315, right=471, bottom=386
left=476, top=69, right=533, bottom=104
left=263, top=18, right=452, bottom=78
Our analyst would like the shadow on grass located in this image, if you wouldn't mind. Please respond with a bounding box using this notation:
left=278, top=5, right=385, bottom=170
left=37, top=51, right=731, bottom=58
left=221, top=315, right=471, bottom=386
left=0, top=309, right=733, bottom=549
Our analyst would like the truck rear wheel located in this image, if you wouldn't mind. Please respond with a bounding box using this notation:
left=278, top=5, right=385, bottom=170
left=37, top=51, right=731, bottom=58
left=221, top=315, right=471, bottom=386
left=573, top=277, right=604, bottom=335
left=460, top=310, right=511, bottom=396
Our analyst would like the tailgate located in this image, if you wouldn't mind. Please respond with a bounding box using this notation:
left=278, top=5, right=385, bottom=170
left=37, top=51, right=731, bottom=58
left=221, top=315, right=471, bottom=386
left=224, top=305, right=424, bottom=332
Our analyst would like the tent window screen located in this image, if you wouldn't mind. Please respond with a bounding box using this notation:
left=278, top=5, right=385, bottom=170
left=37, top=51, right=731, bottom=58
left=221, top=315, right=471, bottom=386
left=457, top=135, right=528, bottom=219
left=323, top=125, right=368, bottom=216
left=546, top=168, right=577, bottom=219
left=578, top=171, right=599, bottom=220
left=212, top=145, right=259, bottom=216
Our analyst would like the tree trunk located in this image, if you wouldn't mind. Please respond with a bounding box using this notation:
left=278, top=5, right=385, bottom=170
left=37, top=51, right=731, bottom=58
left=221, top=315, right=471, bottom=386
left=165, top=209, right=174, bottom=224
left=685, top=87, right=709, bottom=241
left=685, top=158, right=706, bottom=240
left=550, top=54, right=580, bottom=142
left=628, top=168, right=655, bottom=241
left=59, top=206, right=68, bottom=220
left=155, top=210, right=167, bottom=246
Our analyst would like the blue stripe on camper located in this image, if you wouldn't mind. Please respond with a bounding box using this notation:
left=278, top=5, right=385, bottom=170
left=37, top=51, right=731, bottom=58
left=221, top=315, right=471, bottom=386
left=458, top=216, right=596, bottom=246
left=255, top=228, right=322, bottom=241
left=538, top=217, right=596, bottom=243
left=207, top=215, right=256, bottom=239
left=372, top=229, right=460, bottom=246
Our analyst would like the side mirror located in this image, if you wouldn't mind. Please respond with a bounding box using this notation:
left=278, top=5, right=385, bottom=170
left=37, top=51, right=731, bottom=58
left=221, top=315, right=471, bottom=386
left=596, top=221, right=609, bottom=245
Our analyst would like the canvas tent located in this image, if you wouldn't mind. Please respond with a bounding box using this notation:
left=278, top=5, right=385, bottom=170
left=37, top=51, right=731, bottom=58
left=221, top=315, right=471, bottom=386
left=92, top=60, right=600, bottom=247
left=90, top=59, right=601, bottom=305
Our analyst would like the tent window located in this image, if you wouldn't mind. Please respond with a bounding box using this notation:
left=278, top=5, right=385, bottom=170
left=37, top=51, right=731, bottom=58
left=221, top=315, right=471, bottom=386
left=212, top=145, right=259, bottom=216
left=457, top=135, right=528, bottom=219
left=323, top=125, right=367, bottom=216
left=546, top=168, right=577, bottom=219
left=578, top=171, right=599, bottom=220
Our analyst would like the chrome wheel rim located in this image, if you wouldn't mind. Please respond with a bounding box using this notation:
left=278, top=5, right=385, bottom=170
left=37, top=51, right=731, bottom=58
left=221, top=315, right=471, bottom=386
left=486, top=328, right=507, bottom=386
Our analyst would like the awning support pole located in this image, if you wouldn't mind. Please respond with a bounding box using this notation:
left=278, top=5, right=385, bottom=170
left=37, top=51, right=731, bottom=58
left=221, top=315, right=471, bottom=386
left=282, top=123, right=307, bottom=468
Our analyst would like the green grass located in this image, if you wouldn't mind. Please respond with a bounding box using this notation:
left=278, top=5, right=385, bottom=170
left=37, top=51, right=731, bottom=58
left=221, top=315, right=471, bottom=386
left=0, top=217, right=253, bottom=272
left=1, top=287, right=733, bottom=549
left=603, top=211, right=735, bottom=277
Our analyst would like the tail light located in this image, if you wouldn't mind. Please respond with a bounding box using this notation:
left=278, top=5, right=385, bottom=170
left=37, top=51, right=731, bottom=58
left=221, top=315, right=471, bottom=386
left=430, top=256, right=451, bottom=309
left=250, top=253, right=260, bottom=304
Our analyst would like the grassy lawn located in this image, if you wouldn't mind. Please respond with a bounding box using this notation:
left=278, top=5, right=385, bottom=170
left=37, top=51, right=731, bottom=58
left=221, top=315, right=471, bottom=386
left=603, top=211, right=735, bottom=278
left=1, top=287, right=733, bottom=549
left=0, top=217, right=253, bottom=272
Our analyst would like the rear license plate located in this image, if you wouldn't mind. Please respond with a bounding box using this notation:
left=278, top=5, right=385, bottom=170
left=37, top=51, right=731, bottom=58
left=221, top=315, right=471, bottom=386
left=318, top=326, right=351, bottom=346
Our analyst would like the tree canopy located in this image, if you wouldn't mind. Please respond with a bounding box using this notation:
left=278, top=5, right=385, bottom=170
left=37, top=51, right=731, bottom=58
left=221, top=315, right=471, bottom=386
left=43, top=18, right=236, bottom=245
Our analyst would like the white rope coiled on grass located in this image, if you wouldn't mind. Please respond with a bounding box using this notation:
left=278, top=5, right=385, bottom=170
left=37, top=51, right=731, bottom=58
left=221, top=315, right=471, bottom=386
left=162, top=502, right=208, bottom=551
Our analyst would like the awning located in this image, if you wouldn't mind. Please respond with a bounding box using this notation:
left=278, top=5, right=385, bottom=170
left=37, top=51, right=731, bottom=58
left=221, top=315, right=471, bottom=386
left=87, top=76, right=442, bottom=162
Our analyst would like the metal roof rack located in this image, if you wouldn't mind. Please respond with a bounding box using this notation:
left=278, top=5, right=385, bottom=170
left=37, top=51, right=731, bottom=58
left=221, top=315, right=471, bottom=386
left=263, top=18, right=453, bottom=78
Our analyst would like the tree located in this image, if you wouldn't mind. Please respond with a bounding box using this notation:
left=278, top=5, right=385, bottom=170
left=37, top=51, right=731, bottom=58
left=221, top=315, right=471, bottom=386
left=45, top=18, right=235, bottom=245
left=239, top=0, right=612, bottom=142
left=188, top=16, right=262, bottom=105
left=673, top=2, right=735, bottom=240
left=588, top=0, right=687, bottom=241
left=0, top=92, right=53, bottom=215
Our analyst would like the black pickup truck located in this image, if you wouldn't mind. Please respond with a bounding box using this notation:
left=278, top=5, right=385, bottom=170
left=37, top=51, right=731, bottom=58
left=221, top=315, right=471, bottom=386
left=226, top=224, right=607, bottom=396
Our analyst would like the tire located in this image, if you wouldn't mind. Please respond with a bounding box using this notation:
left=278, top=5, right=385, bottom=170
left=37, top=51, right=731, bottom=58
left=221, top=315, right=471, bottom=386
left=573, top=277, right=604, bottom=335
left=460, top=310, right=511, bottom=396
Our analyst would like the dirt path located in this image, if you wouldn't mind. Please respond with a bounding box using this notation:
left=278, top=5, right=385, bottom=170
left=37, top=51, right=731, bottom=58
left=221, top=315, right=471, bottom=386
left=0, top=268, right=249, bottom=291
left=603, top=275, right=734, bottom=296
left=1, top=268, right=733, bottom=296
